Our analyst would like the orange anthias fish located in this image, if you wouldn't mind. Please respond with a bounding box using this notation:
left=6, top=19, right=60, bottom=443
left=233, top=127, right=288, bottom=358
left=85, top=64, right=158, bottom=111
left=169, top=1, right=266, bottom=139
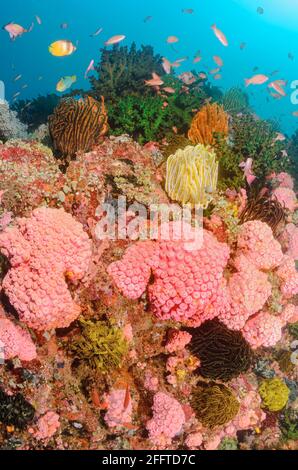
left=145, top=72, right=164, bottom=87
left=105, top=35, right=126, bottom=46
left=211, top=24, right=228, bottom=46
left=167, top=35, right=179, bottom=44
left=85, top=59, right=95, bottom=79
left=162, top=57, right=172, bottom=74
left=268, top=80, right=286, bottom=97
left=123, top=384, right=131, bottom=411
left=245, top=74, right=269, bottom=87
left=163, top=87, right=175, bottom=94
left=293, top=111, right=298, bottom=117
left=193, top=56, right=202, bottom=64
left=3, top=22, right=27, bottom=40
left=213, top=55, right=223, bottom=67
left=210, top=67, right=220, bottom=75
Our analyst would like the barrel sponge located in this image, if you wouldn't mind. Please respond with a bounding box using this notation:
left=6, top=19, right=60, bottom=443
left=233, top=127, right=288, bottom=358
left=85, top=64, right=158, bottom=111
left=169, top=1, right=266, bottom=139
left=165, top=144, right=218, bottom=208
left=0, top=207, right=92, bottom=331
left=259, top=378, right=290, bottom=412
left=188, top=319, right=253, bottom=382
left=192, top=382, right=240, bottom=429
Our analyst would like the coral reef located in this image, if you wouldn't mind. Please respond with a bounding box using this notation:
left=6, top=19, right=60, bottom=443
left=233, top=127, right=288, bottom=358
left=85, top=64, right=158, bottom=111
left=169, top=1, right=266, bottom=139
left=49, top=96, right=108, bottom=158
left=188, top=103, right=229, bottom=146
left=165, top=144, right=218, bottom=207
left=0, top=140, right=65, bottom=215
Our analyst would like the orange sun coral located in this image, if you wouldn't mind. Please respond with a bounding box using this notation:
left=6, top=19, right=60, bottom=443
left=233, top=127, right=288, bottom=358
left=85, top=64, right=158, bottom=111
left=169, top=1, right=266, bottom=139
left=188, top=102, right=229, bottom=146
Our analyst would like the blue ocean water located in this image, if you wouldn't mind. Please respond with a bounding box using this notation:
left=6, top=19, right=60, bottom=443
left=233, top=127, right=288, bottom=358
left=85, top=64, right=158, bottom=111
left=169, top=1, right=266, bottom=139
left=1, top=0, right=298, bottom=135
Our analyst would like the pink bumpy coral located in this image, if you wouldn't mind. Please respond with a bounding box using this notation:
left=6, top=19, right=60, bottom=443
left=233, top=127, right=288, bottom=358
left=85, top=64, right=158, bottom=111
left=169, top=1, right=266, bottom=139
left=146, top=392, right=185, bottom=446
left=272, top=187, right=297, bottom=212
left=0, top=207, right=92, bottom=330
left=0, top=316, right=36, bottom=361
left=104, top=389, right=133, bottom=428
left=219, top=255, right=272, bottom=330
left=284, top=223, right=298, bottom=260
left=236, top=221, right=283, bottom=270
left=165, top=330, right=192, bottom=353
left=242, top=311, right=283, bottom=349
left=34, top=412, right=60, bottom=440
left=276, top=172, right=295, bottom=190
left=276, top=256, right=298, bottom=298
left=108, top=222, right=230, bottom=324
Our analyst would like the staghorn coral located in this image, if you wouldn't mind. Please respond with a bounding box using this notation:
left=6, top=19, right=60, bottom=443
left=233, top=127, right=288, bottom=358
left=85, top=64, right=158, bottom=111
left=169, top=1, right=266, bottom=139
left=259, top=378, right=289, bottom=412
left=70, top=319, right=127, bottom=372
left=49, top=96, right=108, bottom=158
left=165, top=144, right=218, bottom=208
left=188, top=319, right=253, bottom=382
left=0, top=389, right=35, bottom=429
left=188, top=103, right=228, bottom=146
left=0, top=207, right=92, bottom=331
left=192, top=382, right=239, bottom=429
left=0, top=100, right=28, bottom=142
left=239, top=192, right=286, bottom=237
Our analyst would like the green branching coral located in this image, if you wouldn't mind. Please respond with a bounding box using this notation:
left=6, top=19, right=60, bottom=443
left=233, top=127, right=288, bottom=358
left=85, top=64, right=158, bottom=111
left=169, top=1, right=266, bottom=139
left=192, top=382, right=240, bottom=429
left=90, top=43, right=164, bottom=104
left=70, top=320, right=128, bottom=373
left=188, top=320, right=253, bottom=382
left=289, top=322, right=298, bottom=338
left=231, top=114, right=292, bottom=177
left=109, top=95, right=171, bottom=144
left=0, top=389, right=35, bottom=429
left=219, top=437, right=238, bottom=450
left=215, top=138, right=244, bottom=191
left=280, top=409, right=298, bottom=441
left=259, top=378, right=290, bottom=412
left=221, top=87, right=249, bottom=115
